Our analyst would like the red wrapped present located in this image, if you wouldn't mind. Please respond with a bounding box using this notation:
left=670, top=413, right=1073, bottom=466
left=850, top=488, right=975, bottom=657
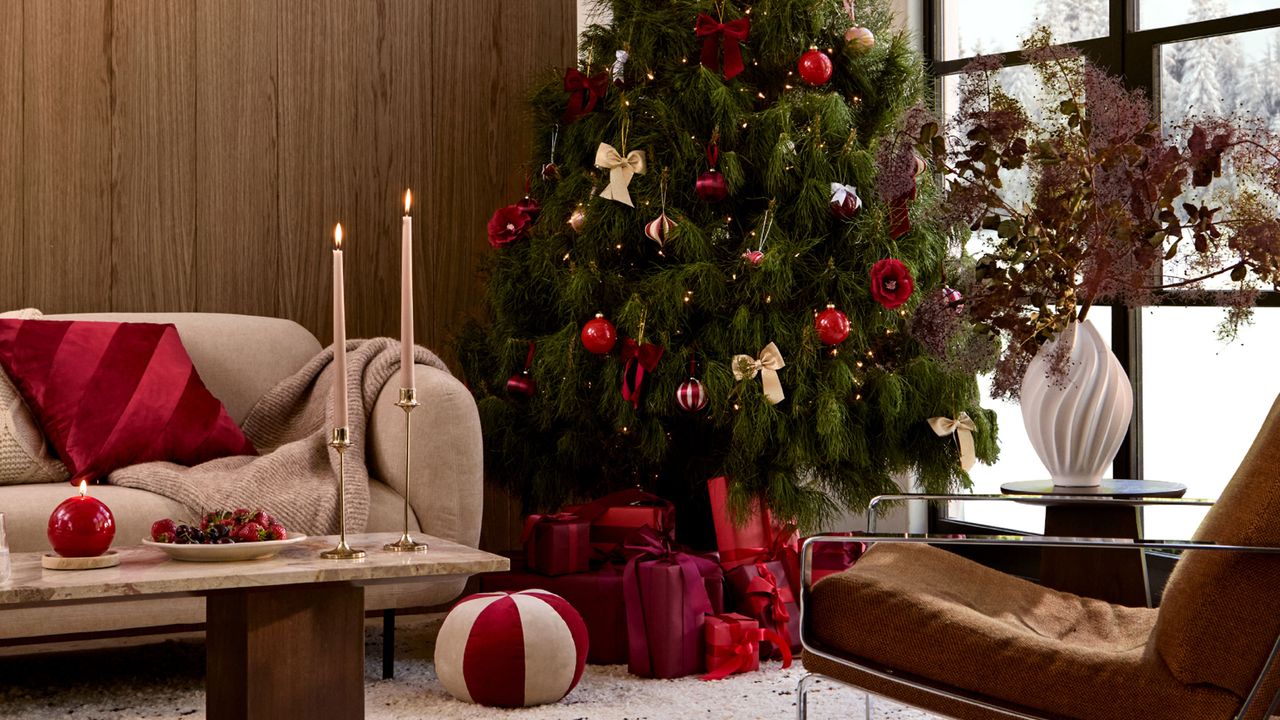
left=563, top=488, right=676, bottom=560
left=707, top=476, right=798, bottom=570
left=804, top=532, right=867, bottom=585
left=726, top=560, right=800, bottom=661
left=477, top=557, right=628, bottom=665
left=700, top=613, right=792, bottom=681
left=521, top=512, right=591, bottom=576
left=622, top=526, right=723, bottom=679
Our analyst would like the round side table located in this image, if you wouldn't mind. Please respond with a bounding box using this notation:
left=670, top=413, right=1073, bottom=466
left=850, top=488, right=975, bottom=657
left=1000, top=479, right=1187, bottom=608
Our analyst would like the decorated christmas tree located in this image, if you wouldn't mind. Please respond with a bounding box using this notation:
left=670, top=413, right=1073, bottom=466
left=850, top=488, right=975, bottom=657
left=459, top=0, right=998, bottom=539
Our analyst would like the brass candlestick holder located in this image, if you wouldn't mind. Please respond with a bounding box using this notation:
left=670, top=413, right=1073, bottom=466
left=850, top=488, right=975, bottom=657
left=321, top=427, right=366, bottom=560
left=384, top=388, right=428, bottom=552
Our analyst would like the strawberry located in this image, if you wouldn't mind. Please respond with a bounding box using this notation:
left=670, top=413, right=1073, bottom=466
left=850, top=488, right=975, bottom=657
left=251, top=510, right=273, bottom=528
left=233, top=521, right=266, bottom=543
left=267, top=523, right=288, bottom=541
left=151, top=518, right=177, bottom=543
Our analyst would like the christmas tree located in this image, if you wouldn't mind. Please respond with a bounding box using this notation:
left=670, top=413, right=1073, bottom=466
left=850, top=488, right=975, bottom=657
left=458, top=0, right=998, bottom=539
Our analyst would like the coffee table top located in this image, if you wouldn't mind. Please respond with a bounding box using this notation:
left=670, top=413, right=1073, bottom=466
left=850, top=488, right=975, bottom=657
left=0, top=533, right=508, bottom=607
left=1000, top=479, right=1188, bottom=498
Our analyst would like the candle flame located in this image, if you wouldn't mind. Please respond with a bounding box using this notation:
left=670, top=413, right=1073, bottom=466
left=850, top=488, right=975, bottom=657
left=404, top=189, right=412, bottom=214
left=333, top=223, right=344, bottom=250
left=79, top=479, right=88, bottom=497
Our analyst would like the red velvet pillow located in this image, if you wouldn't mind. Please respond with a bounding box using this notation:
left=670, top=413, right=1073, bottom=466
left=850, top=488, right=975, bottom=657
left=0, top=319, right=256, bottom=483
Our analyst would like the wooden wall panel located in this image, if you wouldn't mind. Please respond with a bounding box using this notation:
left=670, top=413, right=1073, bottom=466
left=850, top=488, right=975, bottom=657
left=22, top=0, right=111, bottom=314
left=0, top=0, right=20, bottom=311
left=110, top=0, right=196, bottom=312
left=194, top=0, right=279, bottom=317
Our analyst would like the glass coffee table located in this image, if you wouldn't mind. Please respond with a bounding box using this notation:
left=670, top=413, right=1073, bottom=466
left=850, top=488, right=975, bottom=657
left=0, top=533, right=508, bottom=719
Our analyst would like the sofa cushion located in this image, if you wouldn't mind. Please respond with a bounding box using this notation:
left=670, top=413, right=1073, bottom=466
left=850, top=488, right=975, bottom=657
left=0, top=309, right=68, bottom=486
left=0, top=319, right=256, bottom=484
left=808, top=543, right=1241, bottom=720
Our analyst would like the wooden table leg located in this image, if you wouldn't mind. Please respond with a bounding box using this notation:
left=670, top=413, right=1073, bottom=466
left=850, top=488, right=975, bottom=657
left=1040, top=504, right=1150, bottom=607
left=206, top=583, right=365, bottom=720
left=382, top=609, right=395, bottom=680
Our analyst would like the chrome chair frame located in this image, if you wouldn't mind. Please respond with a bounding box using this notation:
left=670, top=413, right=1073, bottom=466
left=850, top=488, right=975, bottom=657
left=796, top=494, right=1280, bottom=720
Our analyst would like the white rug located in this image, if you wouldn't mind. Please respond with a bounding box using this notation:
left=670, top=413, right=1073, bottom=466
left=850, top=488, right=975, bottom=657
left=0, top=615, right=937, bottom=720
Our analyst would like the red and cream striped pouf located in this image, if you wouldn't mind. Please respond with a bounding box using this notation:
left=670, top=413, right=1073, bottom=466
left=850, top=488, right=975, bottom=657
left=434, top=590, right=589, bottom=707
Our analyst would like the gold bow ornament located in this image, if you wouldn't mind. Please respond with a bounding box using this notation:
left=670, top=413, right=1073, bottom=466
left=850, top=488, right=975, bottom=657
left=733, top=342, right=786, bottom=405
left=928, top=412, right=977, bottom=470
left=595, top=142, right=647, bottom=207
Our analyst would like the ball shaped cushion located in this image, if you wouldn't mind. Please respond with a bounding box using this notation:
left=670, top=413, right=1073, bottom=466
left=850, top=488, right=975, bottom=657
left=434, top=590, right=589, bottom=707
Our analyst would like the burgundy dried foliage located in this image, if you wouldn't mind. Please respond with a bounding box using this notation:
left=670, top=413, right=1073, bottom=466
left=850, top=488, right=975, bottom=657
left=911, top=30, right=1280, bottom=400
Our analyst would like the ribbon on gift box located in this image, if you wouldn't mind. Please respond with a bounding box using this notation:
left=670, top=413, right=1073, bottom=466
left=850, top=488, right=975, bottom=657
left=719, top=522, right=800, bottom=590
left=700, top=615, right=791, bottom=681
left=707, top=476, right=799, bottom=573
left=744, top=562, right=795, bottom=652
left=564, top=487, right=677, bottom=559
left=622, top=525, right=718, bottom=678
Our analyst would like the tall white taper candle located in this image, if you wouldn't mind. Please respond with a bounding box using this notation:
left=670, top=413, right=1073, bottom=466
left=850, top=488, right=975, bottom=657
left=401, top=190, right=416, bottom=391
left=332, top=223, right=349, bottom=429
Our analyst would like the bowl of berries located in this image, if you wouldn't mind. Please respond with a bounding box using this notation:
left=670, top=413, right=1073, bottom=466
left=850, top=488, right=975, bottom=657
left=143, top=508, right=306, bottom=562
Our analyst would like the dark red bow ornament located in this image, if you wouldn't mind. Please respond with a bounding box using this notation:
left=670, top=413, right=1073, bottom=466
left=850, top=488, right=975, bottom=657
left=695, top=13, right=750, bottom=81
left=620, top=338, right=664, bottom=409
left=562, top=68, right=609, bottom=124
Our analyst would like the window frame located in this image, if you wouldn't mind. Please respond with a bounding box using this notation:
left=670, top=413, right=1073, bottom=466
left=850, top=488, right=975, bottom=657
left=923, top=1, right=1280, bottom=535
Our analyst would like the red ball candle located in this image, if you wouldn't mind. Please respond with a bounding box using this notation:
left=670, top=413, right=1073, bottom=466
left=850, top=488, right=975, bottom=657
left=47, top=480, right=116, bottom=557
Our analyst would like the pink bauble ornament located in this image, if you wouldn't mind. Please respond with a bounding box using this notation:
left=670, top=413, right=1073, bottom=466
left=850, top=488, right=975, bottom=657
left=644, top=212, right=677, bottom=246
left=943, top=286, right=964, bottom=314
left=696, top=170, right=728, bottom=203
left=506, top=371, right=535, bottom=398
left=742, top=250, right=764, bottom=265
left=797, top=47, right=833, bottom=86
left=580, top=313, right=617, bottom=355
left=815, top=304, right=851, bottom=346
left=435, top=591, right=588, bottom=708
left=676, top=377, right=709, bottom=412
left=845, top=25, right=875, bottom=50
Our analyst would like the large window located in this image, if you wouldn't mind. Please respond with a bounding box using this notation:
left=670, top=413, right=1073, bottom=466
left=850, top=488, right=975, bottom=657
left=927, top=1, right=1280, bottom=538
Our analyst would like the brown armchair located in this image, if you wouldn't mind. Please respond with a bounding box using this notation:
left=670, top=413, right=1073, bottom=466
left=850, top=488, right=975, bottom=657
left=798, top=395, right=1280, bottom=720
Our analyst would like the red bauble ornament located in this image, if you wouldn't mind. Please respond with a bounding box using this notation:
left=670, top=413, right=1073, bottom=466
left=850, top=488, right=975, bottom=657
left=676, top=377, right=709, bottom=412
left=516, top=195, right=541, bottom=221
left=580, top=313, right=617, bottom=355
left=696, top=170, right=728, bottom=203
left=541, top=162, right=560, bottom=181
left=506, top=371, right=535, bottom=398
left=829, top=183, right=862, bottom=221
left=815, top=304, right=851, bottom=346
left=797, top=47, right=833, bottom=86
left=47, top=481, right=115, bottom=557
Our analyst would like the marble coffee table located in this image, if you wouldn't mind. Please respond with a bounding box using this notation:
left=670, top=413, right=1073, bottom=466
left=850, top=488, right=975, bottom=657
left=0, top=532, right=508, bottom=720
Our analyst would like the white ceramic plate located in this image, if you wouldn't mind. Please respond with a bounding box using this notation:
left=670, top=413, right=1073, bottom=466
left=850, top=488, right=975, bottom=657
left=141, top=535, right=308, bottom=562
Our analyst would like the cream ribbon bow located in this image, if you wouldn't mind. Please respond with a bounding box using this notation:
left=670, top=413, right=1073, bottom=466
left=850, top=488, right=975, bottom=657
left=928, top=412, right=977, bottom=471
left=595, top=143, right=647, bottom=207
left=733, top=342, right=786, bottom=405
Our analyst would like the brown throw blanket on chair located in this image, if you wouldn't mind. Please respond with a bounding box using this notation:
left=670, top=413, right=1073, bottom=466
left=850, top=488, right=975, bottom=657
left=109, top=339, right=449, bottom=536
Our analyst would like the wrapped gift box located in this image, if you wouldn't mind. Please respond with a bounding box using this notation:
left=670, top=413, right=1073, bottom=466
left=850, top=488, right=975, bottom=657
left=701, top=612, right=792, bottom=681
left=805, top=532, right=867, bottom=585
left=563, top=488, right=676, bottom=560
left=707, top=476, right=798, bottom=571
left=521, top=513, right=592, bottom=576
left=726, top=560, right=800, bottom=661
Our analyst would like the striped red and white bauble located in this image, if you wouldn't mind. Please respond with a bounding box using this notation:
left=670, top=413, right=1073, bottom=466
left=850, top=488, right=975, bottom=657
left=434, top=590, right=588, bottom=708
left=677, top=377, right=709, bottom=412
left=644, top=212, right=676, bottom=246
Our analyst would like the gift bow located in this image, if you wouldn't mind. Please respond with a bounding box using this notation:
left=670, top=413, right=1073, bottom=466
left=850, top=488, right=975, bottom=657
left=563, top=68, right=608, bottom=123
left=595, top=143, right=647, bottom=207
left=830, top=182, right=862, bottom=210
left=745, top=562, right=795, bottom=654
left=928, top=412, right=977, bottom=471
left=695, top=13, right=750, bottom=80
left=621, top=338, right=664, bottom=409
left=700, top=621, right=792, bottom=681
left=733, top=342, right=785, bottom=405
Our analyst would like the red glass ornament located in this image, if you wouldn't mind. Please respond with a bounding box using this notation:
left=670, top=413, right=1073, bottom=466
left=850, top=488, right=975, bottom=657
left=676, top=377, right=709, bottom=412
left=581, top=313, right=617, bottom=355
left=47, top=480, right=115, bottom=557
left=541, top=162, right=560, bottom=181
left=506, top=371, right=535, bottom=398
left=797, top=47, right=833, bottom=86
left=516, top=195, right=541, bottom=221
left=696, top=170, right=728, bottom=202
left=742, top=250, right=765, bottom=265
left=815, top=304, right=851, bottom=345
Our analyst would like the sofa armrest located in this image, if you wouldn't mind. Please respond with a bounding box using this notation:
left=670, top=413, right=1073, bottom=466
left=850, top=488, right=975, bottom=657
left=366, top=363, right=483, bottom=550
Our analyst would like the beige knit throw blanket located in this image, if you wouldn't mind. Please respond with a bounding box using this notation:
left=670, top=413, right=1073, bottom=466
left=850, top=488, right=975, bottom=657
left=109, top=338, right=449, bottom=536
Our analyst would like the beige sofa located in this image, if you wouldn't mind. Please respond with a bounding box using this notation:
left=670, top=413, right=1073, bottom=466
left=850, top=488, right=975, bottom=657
left=0, top=312, right=483, bottom=644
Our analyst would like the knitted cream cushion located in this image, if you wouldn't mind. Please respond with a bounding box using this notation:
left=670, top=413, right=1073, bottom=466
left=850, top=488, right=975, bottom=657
left=0, top=308, right=68, bottom=485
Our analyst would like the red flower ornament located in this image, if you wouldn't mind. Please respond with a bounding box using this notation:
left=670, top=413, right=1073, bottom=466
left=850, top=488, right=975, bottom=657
left=870, top=258, right=914, bottom=309
left=487, top=204, right=532, bottom=249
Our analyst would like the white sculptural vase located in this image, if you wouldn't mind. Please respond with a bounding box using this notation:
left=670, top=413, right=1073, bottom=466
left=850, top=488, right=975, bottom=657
left=1019, top=319, right=1133, bottom=488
